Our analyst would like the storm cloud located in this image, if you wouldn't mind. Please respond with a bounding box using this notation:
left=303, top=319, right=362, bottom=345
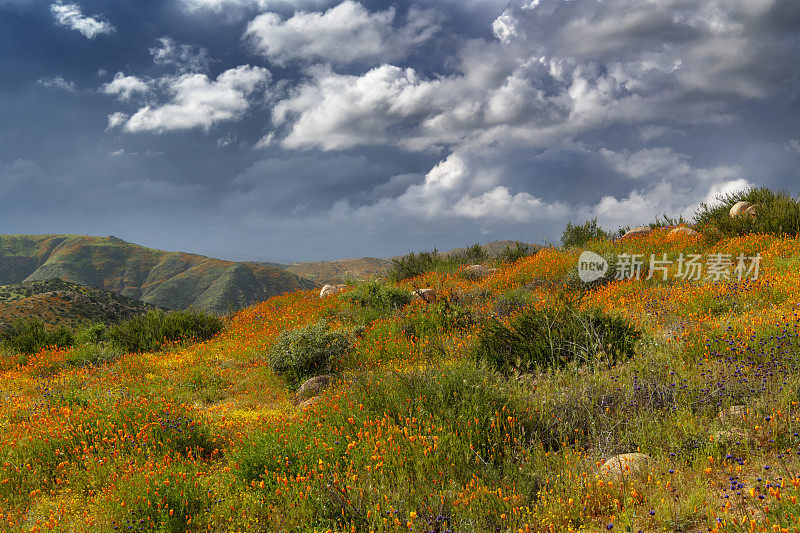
left=1, top=0, right=799, bottom=261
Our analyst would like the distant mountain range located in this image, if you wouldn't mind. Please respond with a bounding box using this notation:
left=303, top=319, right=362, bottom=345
left=0, top=235, right=317, bottom=315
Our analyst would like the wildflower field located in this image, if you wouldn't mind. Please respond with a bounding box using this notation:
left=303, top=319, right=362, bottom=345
left=4, top=229, right=800, bottom=532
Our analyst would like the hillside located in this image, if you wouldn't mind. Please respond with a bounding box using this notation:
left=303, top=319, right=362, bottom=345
left=282, top=241, right=540, bottom=285
left=3, top=229, right=800, bottom=531
left=283, top=257, right=392, bottom=284
left=0, top=235, right=317, bottom=314
left=0, top=278, right=159, bottom=328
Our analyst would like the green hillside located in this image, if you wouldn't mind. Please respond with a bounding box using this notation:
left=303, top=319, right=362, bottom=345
left=0, top=235, right=317, bottom=314
left=0, top=278, right=159, bottom=328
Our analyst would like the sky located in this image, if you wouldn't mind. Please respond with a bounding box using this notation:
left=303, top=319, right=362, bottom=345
left=1, top=0, right=799, bottom=262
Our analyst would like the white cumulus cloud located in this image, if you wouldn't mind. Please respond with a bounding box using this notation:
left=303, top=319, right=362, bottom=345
left=100, top=73, right=151, bottom=101
left=50, top=1, right=115, bottom=39
left=244, top=1, right=439, bottom=65
left=107, top=65, right=271, bottom=133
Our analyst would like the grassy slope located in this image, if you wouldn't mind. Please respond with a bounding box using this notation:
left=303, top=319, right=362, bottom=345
left=0, top=278, right=159, bottom=328
left=5, top=231, right=800, bottom=532
left=0, top=235, right=317, bottom=314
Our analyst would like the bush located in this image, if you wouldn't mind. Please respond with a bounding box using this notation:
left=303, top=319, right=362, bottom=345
left=693, top=186, right=800, bottom=237
left=0, top=317, right=74, bottom=354
left=387, top=243, right=489, bottom=282
left=387, top=249, right=446, bottom=282
left=495, top=242, right=540, bottom=264
left=561, top=218, right=613, bottom=248
left=106, top=309, right=223, bottom=353
left=346, top=280, right=413, bottom=311
left=268, top=321, right=354, bottom=387
left=474, top=306, right=641, bottom=375
left=449, top=243, right=488, bottom=265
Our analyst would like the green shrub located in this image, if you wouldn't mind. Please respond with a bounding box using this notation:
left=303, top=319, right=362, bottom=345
left=561, top=218, right=612, bottom=248
left=106, top=309, right=223, bottom=353
left=693, top=186, right=800, bottom=237
left=346, top=280, right=413, bottom=311
left=0, top=317, right=74, bottom=354
left=268, top=321, right=354, bottom=387
left=75, top=322, right=106, bottom=345
left=387, top=249, right=446, bottom=281
left=450, top=243, right=488, bottom=265
left=474, top=306, right=641, bottom=375
left=495, top=242, right=540, bottom=264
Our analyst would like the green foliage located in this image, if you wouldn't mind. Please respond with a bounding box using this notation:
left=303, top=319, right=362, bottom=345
left=337, top=280, right=414, bottom=326
left=494, top=241, right=540, bottom=264
left=75, top=322, right=106, bottom=345
left=387, top=249, right=447, bottom=282
left=350, top=362, right=541, bottom=466
left=105, top=309, right=224, bottom=353
left=648, top=214, right=689, bottom=229
left=0, top=317, right=74, bottom=354
left=474, top=306, right=641, bottom=375
left=561, top=218, right=612, bottom=248
left=387, top=243, right=490, bottom=282
left=345, top=279, right=413, bottom=310
left=268, top=321, right=354, bottom=387
left=450, top=243, right=488, bottom=265
left=693, top=186, right=800, bottom=237
left=402, top=298, right=476, bottom=340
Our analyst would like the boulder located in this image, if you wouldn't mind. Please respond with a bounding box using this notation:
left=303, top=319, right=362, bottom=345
left=319, top=284, right=339, bottom=298
left=413, top=288, right=437, bottom=302
left=298, top=396, right=321, bottom=410
left=621, top=227, right=652, bottom=240
left=599, top=453, right=650, bottom=480
left=297, top=374, right=331, bottom=402
left=730, top=201, right=757, bottom=218
left=462, top=265, right=497, bottom=279
left=668, top=226, right=700, bottom=238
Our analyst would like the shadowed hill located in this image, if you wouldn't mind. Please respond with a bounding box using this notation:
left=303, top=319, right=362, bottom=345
left=0, top=278, right=159, bottom=328
left=0, top=235, right=318, bottom=314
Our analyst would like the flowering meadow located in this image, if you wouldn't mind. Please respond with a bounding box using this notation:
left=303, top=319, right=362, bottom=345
left=3, top=229, right=800, bottom=532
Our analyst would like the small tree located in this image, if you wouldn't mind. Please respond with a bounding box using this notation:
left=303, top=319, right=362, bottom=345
left=561, top=218, right=612, bottom=248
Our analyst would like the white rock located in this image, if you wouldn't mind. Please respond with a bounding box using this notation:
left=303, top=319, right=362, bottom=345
left=668, top=226, right=700, bottom=238
left=730, top=201, right=756, bottom=218
left=621, top=226, right=651, bottom=239
left=319, top=284, right=339, bottom=298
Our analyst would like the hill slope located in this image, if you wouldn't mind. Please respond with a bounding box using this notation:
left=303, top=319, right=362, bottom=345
left=283, top=241, right=541, bottom=285
left=0, top=235, right=317, bottom=314
left=0, top=278, right=159, bottom=328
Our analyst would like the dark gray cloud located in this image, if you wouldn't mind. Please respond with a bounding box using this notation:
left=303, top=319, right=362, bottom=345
left=1, top=0, right=799, bottom=261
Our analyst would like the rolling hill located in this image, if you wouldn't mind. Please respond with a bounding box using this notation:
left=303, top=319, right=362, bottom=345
left=0, top=235, right=317, bottom=314
left=281, top=241, right=541, bottom=285
left=0, top=278, right=159, bottom=328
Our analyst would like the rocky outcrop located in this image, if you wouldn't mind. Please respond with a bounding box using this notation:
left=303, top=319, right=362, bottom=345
left=319, top=284, right=348, bottom=298
left=621, top=227, right=652, bottom=239
left=668, top=226, right=701, bottom=238
left=730, top=201, right=757, bottom=218
left=599, top=453, right=650, bottom=480
left=412, top=288, right=437, bottom=302
left=297, top=374, right=332, bottom=402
